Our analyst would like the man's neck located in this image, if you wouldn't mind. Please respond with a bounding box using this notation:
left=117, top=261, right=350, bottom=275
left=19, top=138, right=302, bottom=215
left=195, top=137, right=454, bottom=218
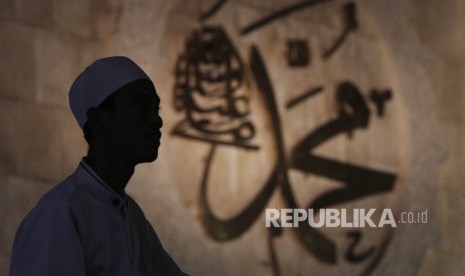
left=85, top=148, right=135, bottom=197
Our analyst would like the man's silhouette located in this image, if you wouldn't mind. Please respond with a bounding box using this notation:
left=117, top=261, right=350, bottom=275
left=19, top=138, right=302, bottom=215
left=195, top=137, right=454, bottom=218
left=10, top=56, right=186, bottom=275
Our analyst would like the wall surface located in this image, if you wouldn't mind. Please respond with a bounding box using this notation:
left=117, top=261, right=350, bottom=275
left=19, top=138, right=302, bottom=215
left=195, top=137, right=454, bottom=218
left=0, top=0, right=463, bottom=275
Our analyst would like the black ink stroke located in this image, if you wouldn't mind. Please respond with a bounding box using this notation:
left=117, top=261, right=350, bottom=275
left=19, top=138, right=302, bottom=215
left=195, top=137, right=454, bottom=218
left=286, top=86, right=324, bottom=109
left=200, top=143, right=281, bottom=240
left=346, top=231, right=375, bottom=262
left=241, top=0, right=332, bottom=35
left=323, top=2, right=358, bottom=59
left=199, top=0, right=229, bottom=21
left=287, top=39, right=311, bottom=67
left=369, top=89, right=392, bottom=117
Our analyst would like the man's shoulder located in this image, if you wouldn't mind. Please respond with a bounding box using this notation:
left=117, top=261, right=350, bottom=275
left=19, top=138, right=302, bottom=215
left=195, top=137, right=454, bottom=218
left=27, top=172, right=88, bottom=219
left=40, top=174, right=83, bottom=205
left=15, top=173, right=85, bottom=234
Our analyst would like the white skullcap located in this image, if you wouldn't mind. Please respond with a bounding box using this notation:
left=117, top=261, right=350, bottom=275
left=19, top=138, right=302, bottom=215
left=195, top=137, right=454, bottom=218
left=69, top=56, right=151, bottom=129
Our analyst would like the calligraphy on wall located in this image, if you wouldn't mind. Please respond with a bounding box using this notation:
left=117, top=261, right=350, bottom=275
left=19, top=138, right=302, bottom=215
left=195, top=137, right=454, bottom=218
left=170, top=1, right=400, bottom=275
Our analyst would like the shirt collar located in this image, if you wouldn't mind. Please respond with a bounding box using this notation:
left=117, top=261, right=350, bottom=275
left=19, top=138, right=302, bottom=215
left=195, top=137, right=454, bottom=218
left=75, top=159, right=128, bottom=211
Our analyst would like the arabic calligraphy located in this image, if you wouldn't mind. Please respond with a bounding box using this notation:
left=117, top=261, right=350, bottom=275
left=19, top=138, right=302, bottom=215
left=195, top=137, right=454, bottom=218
left=171, top=1, right=398, bottom=274
left=172, top=26, right=258, bottom=150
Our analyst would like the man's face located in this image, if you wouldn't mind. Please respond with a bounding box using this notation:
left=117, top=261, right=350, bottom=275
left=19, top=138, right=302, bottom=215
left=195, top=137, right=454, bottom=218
left=103, top=79, right=163, bottom=164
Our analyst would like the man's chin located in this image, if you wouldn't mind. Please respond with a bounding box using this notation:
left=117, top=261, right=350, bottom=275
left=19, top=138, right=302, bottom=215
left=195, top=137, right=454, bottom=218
left=144, top=152, right=158, bottom=163
left=133, top=151, right=158, bottom=164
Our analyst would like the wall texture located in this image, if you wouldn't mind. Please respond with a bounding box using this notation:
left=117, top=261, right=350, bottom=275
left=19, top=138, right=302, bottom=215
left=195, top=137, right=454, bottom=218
left=0, top=0, right=463, bottom=275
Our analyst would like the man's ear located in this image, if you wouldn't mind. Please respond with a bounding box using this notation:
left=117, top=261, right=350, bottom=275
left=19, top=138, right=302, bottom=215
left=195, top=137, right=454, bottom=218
left=87, top=106, right=113, bottom=132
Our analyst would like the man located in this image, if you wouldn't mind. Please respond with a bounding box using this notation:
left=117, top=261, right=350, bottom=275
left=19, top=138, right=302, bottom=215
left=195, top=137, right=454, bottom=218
left=10, top=56, right=187, bottom=275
